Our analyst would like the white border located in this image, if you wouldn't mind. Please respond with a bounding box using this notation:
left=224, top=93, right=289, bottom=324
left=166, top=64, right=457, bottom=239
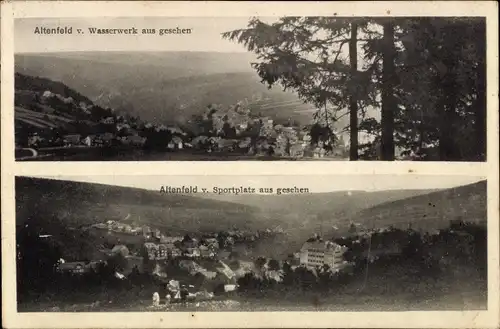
left=2, top=1, right=499, bottom=328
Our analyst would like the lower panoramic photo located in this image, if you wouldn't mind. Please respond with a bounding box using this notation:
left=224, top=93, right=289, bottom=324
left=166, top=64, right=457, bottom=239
left=15, top=174, right=487, bottom=312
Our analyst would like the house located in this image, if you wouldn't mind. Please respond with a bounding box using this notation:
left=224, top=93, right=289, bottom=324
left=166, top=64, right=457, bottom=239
left=121, top=135, right=146, bottom=146
left=172, top=136, right=183, bottom=149
left=216, top=263, right=236, bottom=280
left=299, top=240, right=347, bottom=270
left=28, top=134, right=44, bottom=147
left=205, top=238, right=218, bottom=245
left=111, top=222, right=124, bottom=231
left=157, top=244, right=169, bottom=259
left=111, top=245, right=130, bottom=257
left=218, top=251, right=231, bottom=260
left=100, top=132, right=115, bottom=145
left=116, top=123, right=131, bottom=132
left=82, top=135, right=95, bottom=147
left=122, top=224, right=132, bottom=233
left=181, top=236, right=198, bottom=250
left=61, top=96, right=74, bottom=104
left=42, top=90, right=54, bottom=98
left=313, top=147, right=326, bottom=158
left=144, top=242, right=159, bottom=260
left=199, top=245, right=215, bottom=258
left=237, top=137, right=252, bottom=150
left=169, top=247, right=182, bottom=258
left=179, top=260, right=197, bottom=272
left=143, top=242, right=179, bottom=260
left=186, top=248, right=201, bottom=258
left=143, top=226, right=152, bottom=238
left=63, top=134, right=82, bottom=146
left=191, top=136, right=209, bottom=149
left=57, top=261, right=106, bottom=274
left=264, top=270, right=283, bottom=282
left=167, top=126, right=187, bottom=136
left=236, top=122, right=249, bottom=133
left=101, top=117, right=115, bottom=125
left=93, top=223, right=107, bottom=230
left=198, top=269, right=218, bottom=279
left=160, top=236, right=182, bottom=244
left=218, top=139, right=238, bottom=152
left=289, top=143, right=305, bottom=158
left=78, top=101, right=90, bottom=109
left=57, top=262, right=89, bottom=275
left=128, top=135, right=146, bottom=146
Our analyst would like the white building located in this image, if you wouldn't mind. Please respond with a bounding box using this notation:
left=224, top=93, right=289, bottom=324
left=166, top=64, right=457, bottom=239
left=299, top=240, right=347, bottom=269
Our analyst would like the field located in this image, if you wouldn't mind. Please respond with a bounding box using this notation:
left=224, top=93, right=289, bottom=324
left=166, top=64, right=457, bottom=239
left=15, top=106, right=74, bottom=129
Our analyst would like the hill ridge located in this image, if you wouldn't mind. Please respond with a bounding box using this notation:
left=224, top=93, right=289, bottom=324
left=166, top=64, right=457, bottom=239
left=348, top=180, right=487, bottom=231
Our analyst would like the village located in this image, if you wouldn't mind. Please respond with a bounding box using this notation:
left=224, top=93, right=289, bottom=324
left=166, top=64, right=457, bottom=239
left=52, top=218, right=357, bottom=307
left=15, top=85, right=349, bottom=159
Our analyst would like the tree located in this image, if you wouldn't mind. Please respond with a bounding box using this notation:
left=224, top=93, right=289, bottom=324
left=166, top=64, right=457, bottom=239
left=224, top=17, right=486, bottom=161
left=349, top=22, right=359, bottom=160
left=222, top=122, right=237, bottom=138
left=295, top=266, right=317, bottom=290
left=254, top=256, right=267, bottom=270
left=16, top=223, right=62, bottom=296
left=393, top=18, right=486, bottom=161
left=268, top=259, right=280, bottom=271
left=318, top=264, right=333, bottom=289
left=380, top=20, right=397, bottom=161
left=217, top=231, right=228, bottom=249
left=237, top=272, right=263, bottom=292
left=223, top=17, right=374, bottom=161
left=107, top=253, right=128, bottom=273
left=282, top=261, right=295, bottom=286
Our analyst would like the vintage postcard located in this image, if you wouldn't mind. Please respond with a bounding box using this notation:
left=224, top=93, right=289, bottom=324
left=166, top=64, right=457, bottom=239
left=3, top=3, right=496, bottom=162
left=1, top=1, right=499, bottom=329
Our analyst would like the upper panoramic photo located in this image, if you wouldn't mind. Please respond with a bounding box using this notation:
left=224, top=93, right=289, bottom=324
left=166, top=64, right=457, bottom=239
left=14, top=17, right=486, bottom=161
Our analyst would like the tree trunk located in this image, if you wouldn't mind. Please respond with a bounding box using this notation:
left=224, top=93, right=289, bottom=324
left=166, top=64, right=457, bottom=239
left=349, top=22, right=359, bottom=160
left=381, top=22, right=396, bottom=161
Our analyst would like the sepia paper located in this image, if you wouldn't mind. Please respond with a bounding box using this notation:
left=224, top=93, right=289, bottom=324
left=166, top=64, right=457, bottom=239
left=1, top=1, right=499, bottom=328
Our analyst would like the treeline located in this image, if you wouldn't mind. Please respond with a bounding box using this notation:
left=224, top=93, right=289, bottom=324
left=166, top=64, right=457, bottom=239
left=15, top=73, right=93, bottom=104
left=16, top=218, right=159, bottom=305
left=237, top=221, right=486, bottom=295
left=223, top=17, right=486, bottom=161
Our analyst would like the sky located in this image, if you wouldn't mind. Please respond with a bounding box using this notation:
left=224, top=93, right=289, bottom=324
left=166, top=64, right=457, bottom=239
left=30, top=175, right=484, bottom=194
left=15, top=17, right=261, bottom=53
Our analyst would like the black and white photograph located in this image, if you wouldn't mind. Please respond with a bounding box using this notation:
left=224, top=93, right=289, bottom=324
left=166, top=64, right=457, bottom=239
left=2, top=1, right=499, bottom=329
left=15, top=174, right=488, bottom=312
left=14, top=15, right=487, bottom=161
